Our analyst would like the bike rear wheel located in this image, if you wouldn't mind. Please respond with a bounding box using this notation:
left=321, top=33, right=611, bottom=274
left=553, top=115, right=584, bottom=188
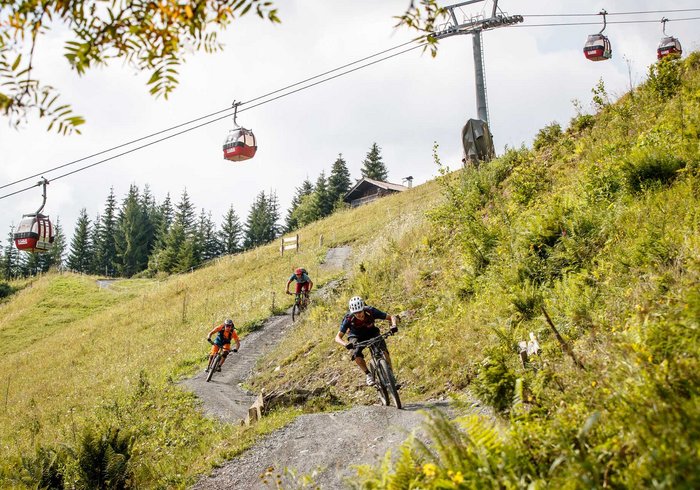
left=206, top=355, right=220, bottom=382
left=378, top=358, right=402, bottom=409
left=370, top=360, right=389, bottom=405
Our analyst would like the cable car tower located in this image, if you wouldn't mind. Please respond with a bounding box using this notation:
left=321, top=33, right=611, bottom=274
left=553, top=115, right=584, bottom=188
left=433, top=0, right=523, bottom=127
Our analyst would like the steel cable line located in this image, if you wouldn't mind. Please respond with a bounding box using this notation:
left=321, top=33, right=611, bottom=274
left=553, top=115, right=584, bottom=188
left=515, top=16, right=700, bottom=28
left=0, top=37, right=422, bottom=193
left=523, top=8, right=700, bottom=17
left=0, top=41, right=428, bottom=202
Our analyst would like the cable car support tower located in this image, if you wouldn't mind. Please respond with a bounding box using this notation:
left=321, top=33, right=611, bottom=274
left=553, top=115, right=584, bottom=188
left=434, top=0, right=523, bottom=127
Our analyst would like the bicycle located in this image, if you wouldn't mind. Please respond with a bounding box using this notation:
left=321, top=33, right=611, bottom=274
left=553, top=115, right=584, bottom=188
left=288, top=290, right=310, bottom=322
left=353, top=331, right=401, bottom=409
left=205, top=339, right=236, bottom=382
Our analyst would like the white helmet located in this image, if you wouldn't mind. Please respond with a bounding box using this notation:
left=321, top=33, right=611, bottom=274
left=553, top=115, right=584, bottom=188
left=348, top=296, right=365, bottom=314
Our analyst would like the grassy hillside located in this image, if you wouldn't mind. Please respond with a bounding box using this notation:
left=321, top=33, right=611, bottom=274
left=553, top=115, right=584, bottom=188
left=0, top=180, right=442, bottom=487
left=2, top=53, right=699, bottom=488
left=252, top=54, right=700, bottom=487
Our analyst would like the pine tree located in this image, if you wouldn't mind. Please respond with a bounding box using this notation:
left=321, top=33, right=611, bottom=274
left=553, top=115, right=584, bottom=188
left=139, top=184, right=157, bottom=257
left=361, top=142, right=388, bottom=181
left=1, top=226, right=21, bottom=279
left=67, top=209, right=93, bottom=273
left=115, top=185, right=149, bottom=277
left=174, top=189, right=197, bottom=239
left=220, top=206, right=243, bottom=254
left=45, top=218, right=66, bottom=272
left=152, top=193, right=174, bottom=252
left=155, top=223, right=186, bottom=273
left=285, top=179, right=314, bottom=232
left=197, top=209, right=222, bottom=262
left=328, top=153, right=352, bottom=206
left=267, top=190, right=282, bottom=238
left=94, top=188, right=118, bottom=276
left=290, top=192, right=319, bottom=228
left=244, top=191, right=278, bottom=249
left=313, top=171, right=333, bottom=218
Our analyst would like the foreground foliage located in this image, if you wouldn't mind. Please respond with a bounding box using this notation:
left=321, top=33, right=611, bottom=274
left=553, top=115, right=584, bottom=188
left=347, top=53, right=700, bottom=488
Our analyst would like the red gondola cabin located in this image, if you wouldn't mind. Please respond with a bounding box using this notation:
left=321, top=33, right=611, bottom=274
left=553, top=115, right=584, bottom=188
left=657, top=36, right=682, bottom=59
left=223, top=128, right=257, bottom=162
left=14, top=213, right=54, bottom=253
left=584, top=34, right=612, bottom=61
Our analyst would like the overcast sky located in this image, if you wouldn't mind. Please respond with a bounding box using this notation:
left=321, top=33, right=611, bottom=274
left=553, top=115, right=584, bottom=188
left=1, top=0, right=699, bottom=247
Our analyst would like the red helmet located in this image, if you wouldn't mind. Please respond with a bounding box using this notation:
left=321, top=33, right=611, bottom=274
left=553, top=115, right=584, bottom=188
left=295, top=268, right=303, bottom=275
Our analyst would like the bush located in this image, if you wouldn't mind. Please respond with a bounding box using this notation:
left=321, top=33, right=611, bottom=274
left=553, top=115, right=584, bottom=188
left=473, top=354, right=517, bottom=413
left=569, top=113, right=596, bottom=134
left=75, top=426, right=134, bottom=489
left=0, top=282, right=14, bottom=299
left=533, top=122, right=563, bottom=151
left=647, top=57, right=682, bottom=100
left=622, top=152, right=685, bottom=193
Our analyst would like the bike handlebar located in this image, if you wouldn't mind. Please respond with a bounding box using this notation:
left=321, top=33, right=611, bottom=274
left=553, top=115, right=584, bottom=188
left=352, top=330, right=395, bottom=349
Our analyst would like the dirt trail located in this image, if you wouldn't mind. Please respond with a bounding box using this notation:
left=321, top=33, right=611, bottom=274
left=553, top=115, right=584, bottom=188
left=191, top=403, right=449, bottom=490
left=181, top=314, right=291, bottom=422
left=186, top=246, right=456, bottom=489
left=181, top=246, right=353, bottom=423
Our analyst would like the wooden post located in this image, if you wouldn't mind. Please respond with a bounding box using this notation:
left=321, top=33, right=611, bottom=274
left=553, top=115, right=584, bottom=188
left=319, top=234, right=324, bottom=247
left=181, top=290, right=187, bottom=322
left=296, top=234, right=299, bottom=251
left=271, top=291, right=276, bottom=312
left=541, top=306, right=585, bottom=370
left=280, top=238, right=284, bottom=257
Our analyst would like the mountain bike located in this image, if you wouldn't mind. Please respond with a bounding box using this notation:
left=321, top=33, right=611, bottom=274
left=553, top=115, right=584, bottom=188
left=354, top=331, right=401, bottom=409
left=288, top=290, right=310, bottom=322
left=205, top=339, right=234, bottom=382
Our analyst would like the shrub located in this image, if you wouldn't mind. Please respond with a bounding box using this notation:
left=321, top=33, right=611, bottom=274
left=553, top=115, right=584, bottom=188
left=509, top=161, right=550, bottom=205
left=647, top=56, right=682, bottom=100
left=622, top=152, right=685, bottom=193
left=533, top=122, right=563, bottom=151
left=0, top=282, right=14, bottom=299
left=75, top=426, right=134, bottom=489
left=20, top=446, right=70, bottom=489
left=473, top=354, right=517, bottom=413
left=569, top=113, right=596, bottom=134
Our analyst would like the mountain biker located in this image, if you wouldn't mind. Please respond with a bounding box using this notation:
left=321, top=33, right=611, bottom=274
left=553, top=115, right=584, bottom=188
left=205, top=319, right=240, bottom=372
left=285, top=267, right=313, bottom=301
left=334, top=296, right=398, bottom=386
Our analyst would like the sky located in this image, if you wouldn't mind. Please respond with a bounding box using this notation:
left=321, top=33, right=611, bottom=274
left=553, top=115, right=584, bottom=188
left=1, top=0, right=699, bottom=246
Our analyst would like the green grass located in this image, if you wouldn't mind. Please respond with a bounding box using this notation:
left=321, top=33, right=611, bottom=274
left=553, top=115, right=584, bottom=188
left=3, top=52, right=699, bottom=490
left=0, top=179, right=442, bottom=488
left=252, top=54, right=700, bottom=487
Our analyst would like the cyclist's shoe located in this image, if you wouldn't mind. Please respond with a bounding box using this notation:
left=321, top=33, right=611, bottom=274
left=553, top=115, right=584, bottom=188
left=217, top=366, right=222, bottom=372
left=395, top=382, right=402, bottom=390
left=204, top=368, right=209, bottom=373
left=365, top=373, right=375, bottom=386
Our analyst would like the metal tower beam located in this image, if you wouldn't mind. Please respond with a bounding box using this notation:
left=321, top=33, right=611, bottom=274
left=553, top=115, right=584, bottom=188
left=433, top=1, right=523, bottom=127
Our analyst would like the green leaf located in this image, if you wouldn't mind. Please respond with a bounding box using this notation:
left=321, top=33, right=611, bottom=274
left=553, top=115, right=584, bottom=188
left=11, top=53, right=21, bottom=71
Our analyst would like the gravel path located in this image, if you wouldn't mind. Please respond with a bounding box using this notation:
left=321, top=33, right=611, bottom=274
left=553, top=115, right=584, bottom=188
left=192, top=402, right=450, bottom=490
left=184, top=246, right=461, bottom=489
left=180, top=314, right=290, bottom=423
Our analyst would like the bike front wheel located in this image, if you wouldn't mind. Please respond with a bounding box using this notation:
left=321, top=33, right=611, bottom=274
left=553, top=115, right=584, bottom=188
left=378, top=358, right=401, bottom=409
left=292, top=302, right=300, bottom=322
left=206, top=355, right=220, bottom=382
left=370, top=360, right=389, bottom=406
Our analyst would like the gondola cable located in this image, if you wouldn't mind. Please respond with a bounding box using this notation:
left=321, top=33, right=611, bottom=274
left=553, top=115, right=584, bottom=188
left=0, top=37, right=421, bottom=192
left=0, top=40, right=428, bottom=201
left=2, top=12, right=699, bottom=198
